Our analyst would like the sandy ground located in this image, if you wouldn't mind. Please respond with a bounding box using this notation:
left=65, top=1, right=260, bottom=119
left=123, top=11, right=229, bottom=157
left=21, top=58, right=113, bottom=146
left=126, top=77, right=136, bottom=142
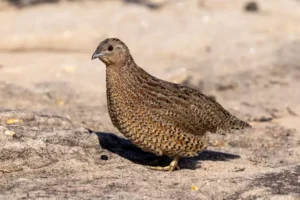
left=0, top=0, right=300, bottom=199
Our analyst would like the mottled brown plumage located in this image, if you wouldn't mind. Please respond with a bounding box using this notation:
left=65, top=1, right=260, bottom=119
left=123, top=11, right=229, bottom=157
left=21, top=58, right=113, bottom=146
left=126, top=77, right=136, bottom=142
left=92, top=38, right=251, bottom=171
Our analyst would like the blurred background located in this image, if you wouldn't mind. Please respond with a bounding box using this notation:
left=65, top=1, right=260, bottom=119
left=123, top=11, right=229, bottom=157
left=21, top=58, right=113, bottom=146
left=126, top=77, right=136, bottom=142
left=1, top=0, right=300, bottom=121
left=0, top=0, right=300, bottom=199
left=1, top=0, right=300, bottom=122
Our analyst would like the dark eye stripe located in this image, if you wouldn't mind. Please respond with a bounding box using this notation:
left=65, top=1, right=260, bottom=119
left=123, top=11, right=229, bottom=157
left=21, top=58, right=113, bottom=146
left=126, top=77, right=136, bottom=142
left=108, top=45, right=113, bottom=51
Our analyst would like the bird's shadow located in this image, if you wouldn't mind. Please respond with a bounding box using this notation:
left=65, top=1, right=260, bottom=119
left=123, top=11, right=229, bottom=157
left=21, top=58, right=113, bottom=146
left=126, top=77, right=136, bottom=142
left=90, top=130, right=240, bottom=170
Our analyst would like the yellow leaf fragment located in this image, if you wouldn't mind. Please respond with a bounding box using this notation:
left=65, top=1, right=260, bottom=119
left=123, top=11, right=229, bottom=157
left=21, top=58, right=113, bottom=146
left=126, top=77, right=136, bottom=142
left=191, top=185, right=198, bottom=191
left=5, top=130, right=15, bottom=137
left=57, top=100, right=65, bottom=106
left=214, top=140, right=227, bottom=147
left=6, top=119, right=23, bottom=124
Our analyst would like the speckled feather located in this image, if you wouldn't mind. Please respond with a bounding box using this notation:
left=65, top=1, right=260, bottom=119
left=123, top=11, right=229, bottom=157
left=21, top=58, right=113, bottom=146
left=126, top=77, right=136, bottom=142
left=94, top=38, right=250, bottom=158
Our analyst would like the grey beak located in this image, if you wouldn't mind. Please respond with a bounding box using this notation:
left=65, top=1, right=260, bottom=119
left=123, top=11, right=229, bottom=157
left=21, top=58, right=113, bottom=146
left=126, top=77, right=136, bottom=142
left=91, top=52, right=104, bottom=60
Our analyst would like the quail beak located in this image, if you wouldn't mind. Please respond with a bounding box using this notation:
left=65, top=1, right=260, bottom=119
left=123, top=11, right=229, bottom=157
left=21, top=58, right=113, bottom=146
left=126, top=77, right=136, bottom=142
left=91, top=51, right=105, bottom=60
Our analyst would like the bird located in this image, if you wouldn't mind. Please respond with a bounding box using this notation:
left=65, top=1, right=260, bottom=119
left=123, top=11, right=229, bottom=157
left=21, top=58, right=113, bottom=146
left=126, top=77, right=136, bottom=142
left=91, top=38, right=251, bottom=171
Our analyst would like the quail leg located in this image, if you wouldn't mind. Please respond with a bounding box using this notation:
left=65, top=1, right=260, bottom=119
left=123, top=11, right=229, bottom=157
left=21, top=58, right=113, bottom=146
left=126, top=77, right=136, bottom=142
left=149, top=156, right=180, bottom=171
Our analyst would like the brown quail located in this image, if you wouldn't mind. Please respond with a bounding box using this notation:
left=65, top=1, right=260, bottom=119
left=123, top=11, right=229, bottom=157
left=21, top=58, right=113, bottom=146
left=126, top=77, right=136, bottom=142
left=92, top=38, right=251, bottom=171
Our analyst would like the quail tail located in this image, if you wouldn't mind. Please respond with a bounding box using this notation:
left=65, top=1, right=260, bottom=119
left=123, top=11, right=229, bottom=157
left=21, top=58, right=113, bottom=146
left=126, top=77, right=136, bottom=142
left=229, top=116, right=251, bottom=130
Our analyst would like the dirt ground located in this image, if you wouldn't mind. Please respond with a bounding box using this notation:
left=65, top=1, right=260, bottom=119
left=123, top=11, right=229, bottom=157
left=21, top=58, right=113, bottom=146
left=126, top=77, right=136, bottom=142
left=0, top=0, right=300, bottom=199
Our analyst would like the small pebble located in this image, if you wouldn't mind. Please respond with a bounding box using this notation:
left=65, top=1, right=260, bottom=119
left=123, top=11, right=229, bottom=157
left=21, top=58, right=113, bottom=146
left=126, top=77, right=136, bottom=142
left=191, top=185, right=198, bottom=191
left=234, top=167, right=245, bottom=172
left=254, top=116, right=272, bottom=122
left=100, top=155, right=109, bottom=160
left=5, top=130, right=16, bottom=137
left=244, top=1, right=259, bottom=12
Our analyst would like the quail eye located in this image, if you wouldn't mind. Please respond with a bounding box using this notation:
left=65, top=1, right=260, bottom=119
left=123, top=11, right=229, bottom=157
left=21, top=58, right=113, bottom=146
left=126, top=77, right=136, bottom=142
left=108, top=45, right=113, bottom=51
